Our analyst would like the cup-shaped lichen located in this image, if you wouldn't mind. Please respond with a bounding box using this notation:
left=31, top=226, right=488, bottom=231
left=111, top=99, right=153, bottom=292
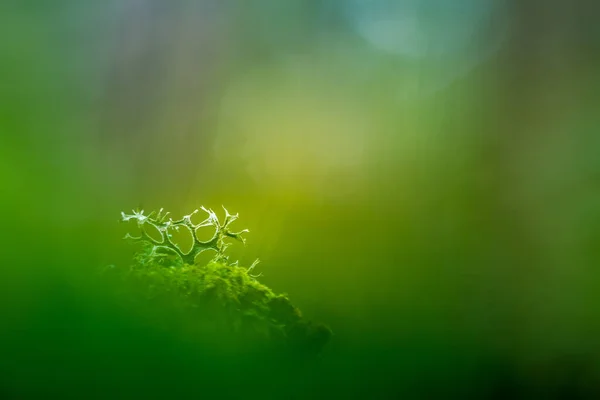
left=121, top=206, right=248, bottom=265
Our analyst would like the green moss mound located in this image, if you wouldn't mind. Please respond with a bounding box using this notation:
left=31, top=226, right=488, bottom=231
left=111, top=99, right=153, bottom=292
left=106, top=258, right=332, bottom=357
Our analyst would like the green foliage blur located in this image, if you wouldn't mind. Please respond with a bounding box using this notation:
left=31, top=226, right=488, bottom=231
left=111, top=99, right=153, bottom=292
left=1, top=0, right=599, bottom=398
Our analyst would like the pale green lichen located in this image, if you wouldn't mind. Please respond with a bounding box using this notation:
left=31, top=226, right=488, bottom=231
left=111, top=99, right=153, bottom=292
left=121, top=206, right=249, bottom=266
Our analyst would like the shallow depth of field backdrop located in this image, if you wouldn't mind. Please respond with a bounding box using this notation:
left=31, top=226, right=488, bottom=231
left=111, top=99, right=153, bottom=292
left=1, top=0, right=599, bottom=398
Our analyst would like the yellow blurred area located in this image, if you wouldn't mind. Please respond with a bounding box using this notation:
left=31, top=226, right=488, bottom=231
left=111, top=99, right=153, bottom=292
left=214, top=63, right=373, bottom=202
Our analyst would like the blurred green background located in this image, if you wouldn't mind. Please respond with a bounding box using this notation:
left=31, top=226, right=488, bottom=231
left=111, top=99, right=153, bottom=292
left=1, top=0, right=599, bottom=398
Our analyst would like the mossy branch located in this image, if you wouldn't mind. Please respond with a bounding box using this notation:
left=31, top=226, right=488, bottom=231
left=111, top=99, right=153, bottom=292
left=121, top=206, right=249, bottom=265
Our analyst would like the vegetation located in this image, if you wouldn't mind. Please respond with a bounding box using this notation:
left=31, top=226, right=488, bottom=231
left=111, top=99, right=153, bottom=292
left=109, top=206, right=332, bottom=356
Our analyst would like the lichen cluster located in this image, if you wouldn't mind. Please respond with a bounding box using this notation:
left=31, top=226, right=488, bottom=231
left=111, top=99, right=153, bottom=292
left=121, top=206, right=249, bottom=266
left=114, top=206, right=332, bottom=356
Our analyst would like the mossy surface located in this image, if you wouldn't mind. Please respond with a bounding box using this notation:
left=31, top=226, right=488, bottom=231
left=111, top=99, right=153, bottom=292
left=105, top=255, right=331, bottom=357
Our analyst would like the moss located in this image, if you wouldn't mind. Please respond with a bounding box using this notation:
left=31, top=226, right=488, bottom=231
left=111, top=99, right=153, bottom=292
left=107, top=259, right=331, bottom=356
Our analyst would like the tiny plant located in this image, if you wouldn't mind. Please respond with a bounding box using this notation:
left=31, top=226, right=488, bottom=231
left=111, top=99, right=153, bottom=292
left=117, top=204, right=331, bottom=355
left=121, top=206, right=251, bottom=266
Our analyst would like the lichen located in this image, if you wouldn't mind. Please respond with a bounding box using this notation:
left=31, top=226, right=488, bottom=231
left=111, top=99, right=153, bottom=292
left=121, top=206, right=248, bottom=266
